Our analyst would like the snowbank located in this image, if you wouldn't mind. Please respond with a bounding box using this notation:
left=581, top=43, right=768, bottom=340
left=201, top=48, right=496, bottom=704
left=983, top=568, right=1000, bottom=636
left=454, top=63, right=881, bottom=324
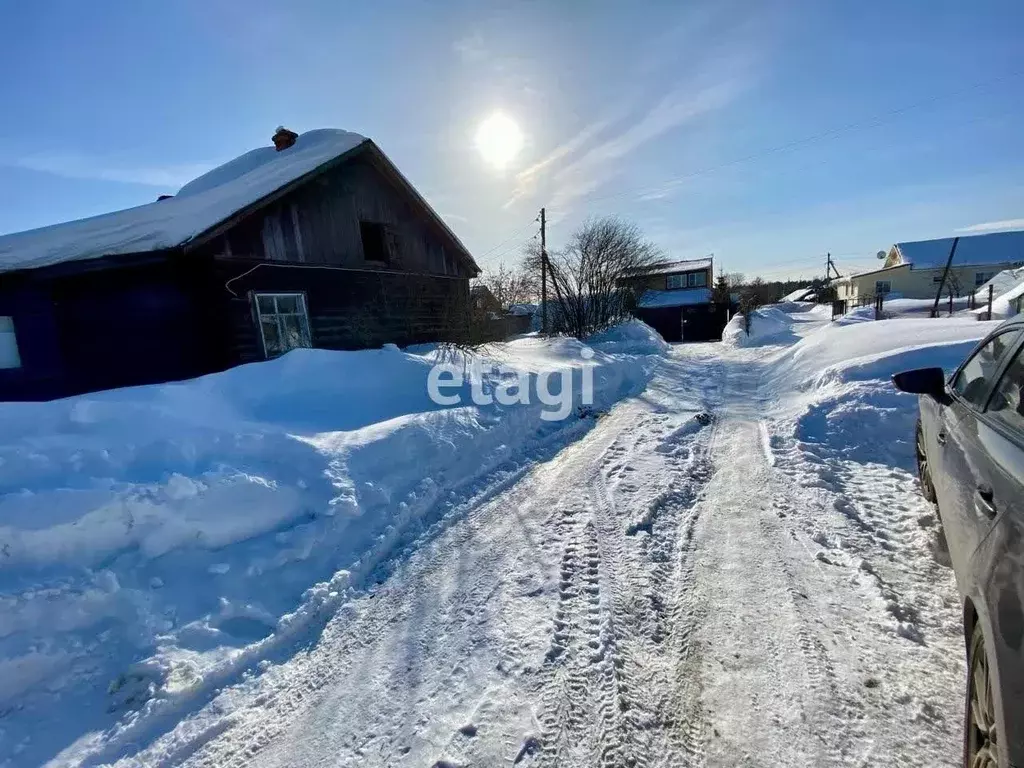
left=723, top=305, right=806, bottom=347
left=883, top=296, right=973, bottom=318
left=755, top=306, right=998, bottom=468
left=587, top=319, right=671, bottom=356
left=0, top=325, right=666, bottom=766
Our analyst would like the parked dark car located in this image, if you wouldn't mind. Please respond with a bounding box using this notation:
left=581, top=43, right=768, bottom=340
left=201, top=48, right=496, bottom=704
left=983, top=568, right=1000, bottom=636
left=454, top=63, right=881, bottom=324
left=893, top=316, right=1024, bottom=768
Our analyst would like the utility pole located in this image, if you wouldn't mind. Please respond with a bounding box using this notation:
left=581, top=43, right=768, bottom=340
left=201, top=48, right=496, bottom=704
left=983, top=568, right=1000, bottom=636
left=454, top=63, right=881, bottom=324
left=540, top=207, right=548, bottom=334
left=825, top=252, right=840, bottom=282
left=930, top=237, right=960, bottom=318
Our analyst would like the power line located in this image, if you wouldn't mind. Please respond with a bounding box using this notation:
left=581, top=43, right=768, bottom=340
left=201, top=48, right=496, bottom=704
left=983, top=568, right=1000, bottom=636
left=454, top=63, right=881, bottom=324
left=556, top=70, right=1023, bottom=209
left=481, top=233, right=538, bottom=264
left=475, top=217, right=539, bottom=260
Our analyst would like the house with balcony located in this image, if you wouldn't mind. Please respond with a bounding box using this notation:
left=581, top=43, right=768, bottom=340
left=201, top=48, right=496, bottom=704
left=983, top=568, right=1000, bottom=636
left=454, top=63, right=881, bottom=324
left=626, top=256, right=729, bottom=342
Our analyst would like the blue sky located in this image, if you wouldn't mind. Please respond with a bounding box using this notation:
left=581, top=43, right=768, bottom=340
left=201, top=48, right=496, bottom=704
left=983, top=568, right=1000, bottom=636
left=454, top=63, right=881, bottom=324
left=1, top=0, right=1022, bottom=279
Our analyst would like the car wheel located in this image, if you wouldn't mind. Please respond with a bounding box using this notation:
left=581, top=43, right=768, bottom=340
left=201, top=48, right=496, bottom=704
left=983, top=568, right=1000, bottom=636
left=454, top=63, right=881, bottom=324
left=965, top=622, right=1000, bottom=768
left=916, top=421, right=937, bottom=503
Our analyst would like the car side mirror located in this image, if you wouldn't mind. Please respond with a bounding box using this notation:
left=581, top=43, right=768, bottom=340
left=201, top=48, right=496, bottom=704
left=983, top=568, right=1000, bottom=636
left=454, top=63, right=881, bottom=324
left=892, top=367, right=950, bottom=403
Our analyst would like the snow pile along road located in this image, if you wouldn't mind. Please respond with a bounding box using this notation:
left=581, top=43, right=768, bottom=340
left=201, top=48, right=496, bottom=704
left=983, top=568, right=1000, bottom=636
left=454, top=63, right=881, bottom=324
left=1, top=305, right=1001, bottom=768
left=0, top=323, right=667, bottom=767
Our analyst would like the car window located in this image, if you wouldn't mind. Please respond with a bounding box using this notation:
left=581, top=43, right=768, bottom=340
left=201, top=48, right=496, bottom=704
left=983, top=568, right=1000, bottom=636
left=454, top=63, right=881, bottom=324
left=951, top=330, right=1020, bottom=408
left=987, top=346, right=1024, bottom=434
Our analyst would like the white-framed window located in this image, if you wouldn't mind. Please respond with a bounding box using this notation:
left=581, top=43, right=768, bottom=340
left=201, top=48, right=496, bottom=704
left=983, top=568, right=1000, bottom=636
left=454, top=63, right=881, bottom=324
left=875, top=280, right=891, bottom=294
left=666, top=271, right=708, bottom=290
left=252, top=293, right=312, bottom=358
left=0, top=316, right=21, bottom=369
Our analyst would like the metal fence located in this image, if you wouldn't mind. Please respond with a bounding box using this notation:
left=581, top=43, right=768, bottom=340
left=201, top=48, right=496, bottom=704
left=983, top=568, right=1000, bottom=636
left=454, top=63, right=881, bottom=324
left=831, top=284, right=997, bottom=322
left=831, top=294, right=884, bottom=321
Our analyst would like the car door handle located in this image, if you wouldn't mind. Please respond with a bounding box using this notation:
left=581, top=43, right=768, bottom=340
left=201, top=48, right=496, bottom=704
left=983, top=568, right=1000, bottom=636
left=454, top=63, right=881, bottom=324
left=976, top=485, right=998, bottom=519
left=936, top=430, right=947, bottom=446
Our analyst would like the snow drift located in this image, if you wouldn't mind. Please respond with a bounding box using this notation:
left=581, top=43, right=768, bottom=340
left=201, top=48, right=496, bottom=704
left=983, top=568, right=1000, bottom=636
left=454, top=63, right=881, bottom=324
left=722, top=303, right=822, bottom=347
left=756, top=305, right=999, bottom=469
left=0, top=323, right=667, bottom=767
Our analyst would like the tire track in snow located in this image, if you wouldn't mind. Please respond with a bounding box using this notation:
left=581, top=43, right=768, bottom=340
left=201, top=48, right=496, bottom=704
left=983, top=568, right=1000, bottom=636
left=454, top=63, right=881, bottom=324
left=591, top=388, right=717, bottom=767
left=768, top=437, right=966, bottom=766
left=531, top=384, right=720, bottom=768
left=756, top=501, right=868, bottom=767
left=535, top=510, right=623, bottom=768
left=133, top=409, right=642, bottom=768
left=687, top=347, right=869, bottom=768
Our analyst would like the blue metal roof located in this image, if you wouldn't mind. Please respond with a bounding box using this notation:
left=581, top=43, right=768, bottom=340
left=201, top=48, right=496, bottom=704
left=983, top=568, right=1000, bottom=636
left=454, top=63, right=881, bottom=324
left=896, top=230, right=1024, bottom=269
left=637, top=288, right=712, bottom=309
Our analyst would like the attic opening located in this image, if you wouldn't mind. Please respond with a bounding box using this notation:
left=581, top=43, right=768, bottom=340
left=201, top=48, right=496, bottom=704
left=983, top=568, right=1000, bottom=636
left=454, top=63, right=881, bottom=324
left=360, top=221, right=391, bottom=264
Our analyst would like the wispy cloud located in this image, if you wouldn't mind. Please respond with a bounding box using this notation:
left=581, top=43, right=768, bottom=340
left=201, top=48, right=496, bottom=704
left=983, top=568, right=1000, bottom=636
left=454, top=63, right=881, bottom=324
left=9, top=152, right=211, bottom=189
left=955, top=218, right=1024, bottom=233
left=510, top=71, right=747, bottom=215
left=504, top=117, right=621, bottom=209
left=453, top=32, right=487, bottom=64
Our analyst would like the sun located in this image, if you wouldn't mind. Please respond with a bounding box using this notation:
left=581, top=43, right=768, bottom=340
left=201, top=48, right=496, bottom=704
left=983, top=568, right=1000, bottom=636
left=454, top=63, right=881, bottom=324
left=475, top=112, right=523, bottom=170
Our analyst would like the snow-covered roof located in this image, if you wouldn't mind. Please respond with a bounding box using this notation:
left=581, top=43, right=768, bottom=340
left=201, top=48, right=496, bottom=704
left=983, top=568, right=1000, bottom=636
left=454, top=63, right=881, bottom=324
left=637, top=288, right=712, bottom=309
left=782, top=286, right=816, bottom=302
left=642, top=257, right=713, bottom=276
left=0, top=129, right=373, bottom=274
left=974, top=266, right=1024, bottom=299
left=894, top=230, right=1024, bottom=270
left=970, top=267, right=1024, bottom=319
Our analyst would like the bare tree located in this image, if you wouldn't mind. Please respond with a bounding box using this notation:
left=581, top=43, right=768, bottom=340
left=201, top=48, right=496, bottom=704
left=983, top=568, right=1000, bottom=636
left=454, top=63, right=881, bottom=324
left=478, top=261, right=538, bottom=312
left=944, top=271, right=964, bottom=298
left=527, top=216, right=661, bottom=338
left=726, top=272, right=746, bottom=287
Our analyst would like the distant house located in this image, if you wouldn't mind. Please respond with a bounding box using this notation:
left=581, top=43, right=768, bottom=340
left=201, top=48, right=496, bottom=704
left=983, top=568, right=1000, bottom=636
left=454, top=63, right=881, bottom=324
left=469, top=284, right=533, bottom=338
left=626, top=257, right=729, bottom=342
left=0, top=127, right=480, bottom=401
left=470, top=284, right=502, bottom=317
left=835, top=230, right=1024, bottom=301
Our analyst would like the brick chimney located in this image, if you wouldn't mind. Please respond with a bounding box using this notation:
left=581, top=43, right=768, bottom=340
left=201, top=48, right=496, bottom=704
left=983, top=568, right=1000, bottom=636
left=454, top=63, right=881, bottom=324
left=272, top=126, right=299, bottom=152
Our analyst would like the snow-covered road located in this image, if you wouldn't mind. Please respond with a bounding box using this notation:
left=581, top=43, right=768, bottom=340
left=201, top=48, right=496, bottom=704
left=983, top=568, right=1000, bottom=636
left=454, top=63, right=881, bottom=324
left=119, top=330, right=967, bottom=768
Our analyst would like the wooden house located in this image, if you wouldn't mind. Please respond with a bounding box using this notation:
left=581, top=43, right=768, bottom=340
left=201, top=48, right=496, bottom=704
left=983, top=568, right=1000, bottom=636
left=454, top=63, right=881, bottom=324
left=0, top=128, right=480, bottom=401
